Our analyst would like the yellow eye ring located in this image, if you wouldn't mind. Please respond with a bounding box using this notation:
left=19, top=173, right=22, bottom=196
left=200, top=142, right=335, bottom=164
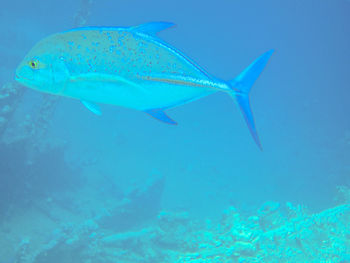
left=29, top=60, right=39, bottom=69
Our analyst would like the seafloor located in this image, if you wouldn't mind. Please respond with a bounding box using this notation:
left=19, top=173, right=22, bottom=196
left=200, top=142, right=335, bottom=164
left=0, top=81, right=350, bottom=263
left=1, top=181, right=350, bottom=263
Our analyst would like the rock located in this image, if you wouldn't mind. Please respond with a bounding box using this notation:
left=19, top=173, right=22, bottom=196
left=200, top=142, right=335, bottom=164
left=101, top=228, right=152, bottom=248
left=234, top=241, right=256, bottom=257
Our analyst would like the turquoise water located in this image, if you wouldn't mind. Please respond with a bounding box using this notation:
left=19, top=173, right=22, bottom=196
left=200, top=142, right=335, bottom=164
left=0, top=0, right=349, bottom=262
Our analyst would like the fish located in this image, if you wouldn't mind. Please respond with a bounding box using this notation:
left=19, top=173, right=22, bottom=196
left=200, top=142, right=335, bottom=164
left=15, top=22, right=274, bottom=149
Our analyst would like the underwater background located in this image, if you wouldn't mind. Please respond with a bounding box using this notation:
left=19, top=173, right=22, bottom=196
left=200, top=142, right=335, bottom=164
left=0, top=0, right=349, bottom=262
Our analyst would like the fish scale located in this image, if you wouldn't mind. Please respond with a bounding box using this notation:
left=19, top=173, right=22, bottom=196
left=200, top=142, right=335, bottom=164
left=59, top=29, right=198, bottom=81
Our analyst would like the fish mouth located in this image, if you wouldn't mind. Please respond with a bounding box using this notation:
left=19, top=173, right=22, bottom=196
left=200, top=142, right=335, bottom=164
left=15, top=68, right=22, bottom=80
left=15, top=73, right=28, bottom=86
left=15, top=73, right=24, bottom=84
left=15, top=71, right=29, bottom=82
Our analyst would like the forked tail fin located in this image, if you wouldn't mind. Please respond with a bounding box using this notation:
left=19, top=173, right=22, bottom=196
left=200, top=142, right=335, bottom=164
left=228, top=50, right=274, bottom=150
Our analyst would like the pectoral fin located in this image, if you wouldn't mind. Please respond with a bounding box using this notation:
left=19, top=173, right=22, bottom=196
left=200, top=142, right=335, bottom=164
left=81, top=100, right=101, bottom=115
left=145, top=109, right=177, bottom=125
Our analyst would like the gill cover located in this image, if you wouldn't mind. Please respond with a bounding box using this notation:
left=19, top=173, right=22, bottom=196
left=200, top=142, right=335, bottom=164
left=52, top=57, right=70, bottom=84
left=45, top=57, right=71, bottom=94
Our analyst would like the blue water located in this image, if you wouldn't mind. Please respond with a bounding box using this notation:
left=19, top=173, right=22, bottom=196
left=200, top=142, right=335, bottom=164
left=0, top=0, right=349, bottom=262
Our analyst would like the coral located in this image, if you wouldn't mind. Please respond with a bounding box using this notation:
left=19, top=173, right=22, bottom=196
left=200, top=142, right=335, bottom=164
left=3, top=196, right=350, bottom=263
left=154, top=210, right=197, bottom=251
left=177, top=202, right=350, bottom=263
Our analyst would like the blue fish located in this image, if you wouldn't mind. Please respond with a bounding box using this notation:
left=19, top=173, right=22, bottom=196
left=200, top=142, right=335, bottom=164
left=15, top=22, right=273, bottom=149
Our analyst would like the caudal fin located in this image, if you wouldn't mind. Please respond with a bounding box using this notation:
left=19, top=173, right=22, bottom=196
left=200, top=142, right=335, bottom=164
left=228, top=50, right=274, bottom=150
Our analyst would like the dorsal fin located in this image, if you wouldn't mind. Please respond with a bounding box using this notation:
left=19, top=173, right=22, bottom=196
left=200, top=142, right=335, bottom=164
left=131, top=22, right=176, bottom=36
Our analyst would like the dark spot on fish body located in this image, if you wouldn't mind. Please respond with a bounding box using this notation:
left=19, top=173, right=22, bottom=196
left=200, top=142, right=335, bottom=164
left=106, top=32, right=113, bottom=41
left=109, top=45, right=116, bottom=53
left=119, top=31, right=127, bottom=37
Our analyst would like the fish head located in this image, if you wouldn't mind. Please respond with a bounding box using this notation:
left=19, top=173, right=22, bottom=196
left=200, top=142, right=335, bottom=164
left=15, top=38, right=69, bottom=95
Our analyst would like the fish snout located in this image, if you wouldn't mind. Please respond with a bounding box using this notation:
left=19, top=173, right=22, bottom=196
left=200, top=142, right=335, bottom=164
left=15, top=69, right=23, bottom=83
left=15, top=65, right=33, bottom=82
left=15, top=72, right=21, bottom=81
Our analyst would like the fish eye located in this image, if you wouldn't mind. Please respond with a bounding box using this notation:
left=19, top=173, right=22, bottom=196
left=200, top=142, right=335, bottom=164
left=29, top=60, right=39, bottom=70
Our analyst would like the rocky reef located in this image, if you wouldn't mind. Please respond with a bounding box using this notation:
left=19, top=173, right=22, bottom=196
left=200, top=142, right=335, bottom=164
left=0, top=81, right=349, bottom=263
left=1, top=186, right=348, bottom=263
left=177, top=202, right=350, bottom=263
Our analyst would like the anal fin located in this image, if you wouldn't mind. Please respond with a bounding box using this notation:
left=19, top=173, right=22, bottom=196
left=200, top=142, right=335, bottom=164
left=145, top=109, right=177, bottom=125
